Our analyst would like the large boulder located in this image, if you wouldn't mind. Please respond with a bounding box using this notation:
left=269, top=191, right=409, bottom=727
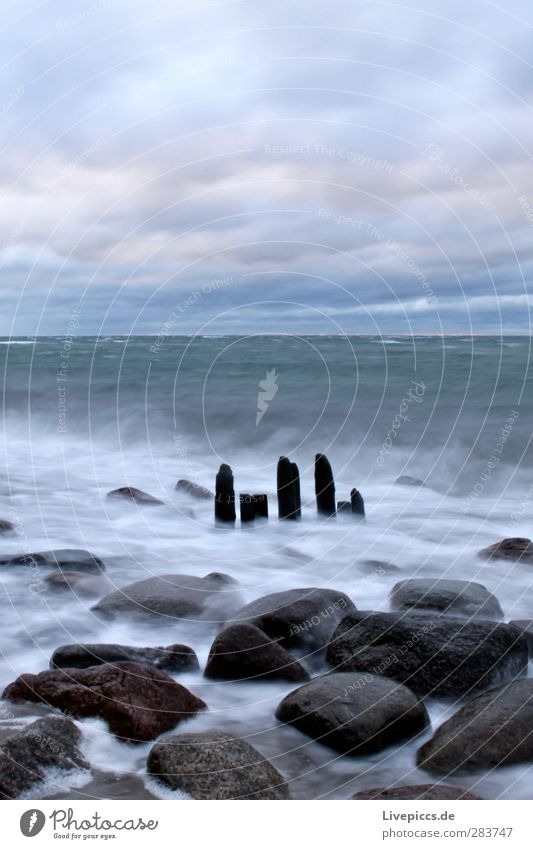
left=352, top=785, right=480, bottom=800
left=227, top=588, right=356, bottom=653
left=2, top=662, right=206, bottom=743
left=106, top=487, right=164, bottom=505
left=390, top=579, right=503, bottom=619
left=0, top=549, right=104, bottom=573
left=478, top=537, right=533, bottom=564
left=147, top=731, right=289, bottom=799
left=275, top=672, right=428, bottom=755
left=509, top=620, right=533, bottom=656
left=51, top=642, right=199, bottom=674
left=417, top=679, right=533, bottom=775
left=93, top=572, right=241, bottom=622
left=205, top=624, right=309, bottom=682
left=0, top=716, right=88, bottom=799
left=176, top=480, right=213, bottom=499
left=326, top=611, right=528, bottom=697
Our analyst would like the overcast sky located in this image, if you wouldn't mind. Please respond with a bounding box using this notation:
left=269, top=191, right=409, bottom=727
left=0, top=0, right=532, bottom=335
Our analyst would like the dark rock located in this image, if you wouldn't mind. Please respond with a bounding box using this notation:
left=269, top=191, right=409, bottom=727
left=351, top=488, right=365, bottom=517
left=147, top=731, right=289, bottom=799
left=277, top=456, right=301, bottom=519
left=360, top=560, right=401, bottom=575
left=509, top=620, right=533, bottom=656
left=0, top=549, right=104, bottom=574
left=352, top=785, right=481, bottom=800
left=51, top=643, right=199, bottom=674
left=395, top=476, right=425, bottom=487
left=228, top=587, right=356, bottom=653
left=44, top=571, right=106, bottom=595
left=326, top=610, right=528, bottom=697
left=2, top=662, right=206, bottom=743
left=205, top=624, right=309, bottom=682
left=478, top=537, right=533, bottom=564
left=215, top=464, right=236, bottom=523
left=417, top=679, right=533, bottom=775
left=275, top=672, right=428, bottom=755
left=107, top=487, right=164, bottom=505
left=315, top=453, right=336, bottom=516
left=176, top=479, right=213, bottom=499
left=92, top=572, right=242, bottom=622
left=390, top=579, right=503, bottom=619
left=0, top=519, right=15, bottom=535
left=0, top=716, right=88, bottom=799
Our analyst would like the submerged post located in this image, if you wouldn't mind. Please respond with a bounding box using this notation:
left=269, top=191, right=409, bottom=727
left=215, top=463, right=236, bottom=524
left=253, top=494, right=269, bottom=519
left=315, top=453, right=336, bottom=516
left=351, top=487, right=365, bottom=518
left=240, top=493, right=269, bottom=522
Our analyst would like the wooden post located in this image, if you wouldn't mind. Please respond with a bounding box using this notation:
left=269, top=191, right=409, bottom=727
left=215, top=463, right=236, bottom=523
left=351, top=487, right=365, bottom=518
left=277, top=456, right=300, bottom=520
left=253, top=494, right=269, bottom=519
left=315, top=453, right=336, bottom=516
left=240, top=493, right=255, bottom=523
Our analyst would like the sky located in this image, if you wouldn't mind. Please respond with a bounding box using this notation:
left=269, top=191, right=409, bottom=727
left=0, top=0, right=532, bottom=336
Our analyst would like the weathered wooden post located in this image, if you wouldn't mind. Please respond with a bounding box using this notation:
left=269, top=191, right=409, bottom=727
left=277, top=456, right=300, bottom=519
left=315, top=453, right=336, bottom=516
left=253, top=494, right=269, bottom=519
left=351, top=487, right=365, bottom=518
left=336, top=501, right=351, bottom=513
left=239, top=493, right=255, bottom=523
left=215, top=463, right=236, bottom=524
left=290, top=462, right=302, bottom=519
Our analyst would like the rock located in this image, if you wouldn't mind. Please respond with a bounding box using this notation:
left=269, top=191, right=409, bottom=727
left=93, top=572, right=241, bottom=622
left=176, top=479, right=213, bottom=499
left=0, top=716, right=88, bottom=799
left=390, top=579, right=503, bottom=619
left=228, top=587, right=356, bottom=653
left=44, top=571, right=107, bottom=595
left=395, top=476, right=425, bottom=487
left=352, top=785, right=481, bottom=800
left=417, top=679, right=533, bottom=775
left=107, top=487, right=164, bottom=505
left=51, top=643, right=199, bottom=674
left=478, top=537, right=533, bottom=564
left=275, top=672, right=428, bottom=755
left=326, top=610, right=528, bottom=697
left=147, top=731, right=289, bottom=799
left=360, top=559, right=400, bottom=575
left=315, top=454, right=336, bottom=516
left=215, top=464, right=236, bottom=523
left=2, top=662, right=206, bottom=743
left=509, top=620, right=533, bottom=656
left=0, top=519, right=15, bottom=535
left=205, top=624, right=309, bottom=682
left=0, top=549, right=104, bottom=573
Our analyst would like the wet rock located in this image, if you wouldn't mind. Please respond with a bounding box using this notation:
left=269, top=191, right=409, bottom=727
left=352, top=785, right=481, bottom=800
left=147, top=731, right=289, bottom=799
left=44, top=571, right=107, bottom=595
left=0, top=519, right=15, bottom=535
left=395, top=476, right=425, bottom=487
left=478, top=537, right=533, bottom=564
left=326, top=610, right=528, bottom=697
left=107, top=487, right=164, bottom=505
left=0, top=716, right=88, bottom=799
left=51, top=643, right=199, bottom=674
left=205, top=624, right=309, bottom=682
left=2, top=662, right=206, bottom=743
left=227, top=587, right=356, bottom=653
left=360, top=559, right=401, bottom=575
left=0, top=549, right=104, bottom=574
left=417, top=679, right=533, bottom=775
left=509, top=620, right=533, bottom=656
left=93, top=572, right=242, bottom=622
left=390, top=579, right=503, bottom=619
left=176, top=479, right=213, bottom=499
left=276, top=672, right=428, bottom=755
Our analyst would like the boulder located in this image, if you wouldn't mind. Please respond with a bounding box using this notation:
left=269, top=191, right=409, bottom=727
left=227, top=588, right=356, bottom=653
left=2, top=661, right=206, bottom=743
left=360, top=559, right=400, bottom=575
left=352, top=785, right=480, bottom=800
left=44, top=571, right=107, bottom=595
left=326, top=611, right=528, bottom=697
left=0, top=716, right=88, bottom=799
left=417, top=679, right=533, bottom=775
left=147, top=731, right=289, bottom=799
left=51, top=643, right=199, bottom=674
left=205, top=624, right=309, bottom=682
left=107, top=487, right=164, bottom=505
left=509, top=620, right=533, bottom=656
left=93, top=572, right=241, bottom=622
left=0, top=519, right=15, bottom=535
left=275, top=672, right=428, bottom=755
left=395, top=476, right=425, bottom=487
left=478, top=537, right=533, bottom=564
left=0, top=549, right=104, bottom=573
left=176, top=479, right=213, bottom=499
left=390, top=579, right=503, bottom=619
